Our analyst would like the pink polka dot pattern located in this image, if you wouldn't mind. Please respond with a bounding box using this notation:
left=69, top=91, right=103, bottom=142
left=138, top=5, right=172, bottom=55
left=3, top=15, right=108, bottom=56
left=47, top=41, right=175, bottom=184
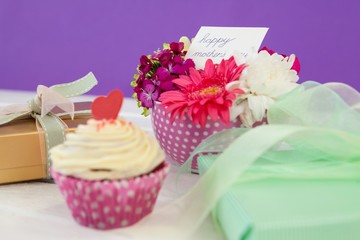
left=151, top=102, right=242, bottom=170
left=51, top=161, right=170, bottom=230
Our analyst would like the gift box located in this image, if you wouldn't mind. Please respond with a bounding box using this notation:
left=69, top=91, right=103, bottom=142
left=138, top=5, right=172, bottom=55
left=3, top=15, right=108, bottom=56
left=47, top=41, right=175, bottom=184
left=0, top=72, right=98, bottom=184
left=0, top=106, right=90, bottom=184
left=198, top=154, right=360, bottom=240
left=194, top=81, right=360, bottom=240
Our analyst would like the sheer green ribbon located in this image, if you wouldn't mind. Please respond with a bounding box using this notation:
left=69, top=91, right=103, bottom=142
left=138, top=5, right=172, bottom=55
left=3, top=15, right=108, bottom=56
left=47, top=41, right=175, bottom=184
left=0, top=72, right=97, bottom=178
left=121, top=81, right=360, bottom=239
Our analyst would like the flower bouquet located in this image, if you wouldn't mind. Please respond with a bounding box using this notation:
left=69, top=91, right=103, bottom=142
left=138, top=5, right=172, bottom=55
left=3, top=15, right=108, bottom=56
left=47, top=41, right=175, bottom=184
left=131, top=37, right=300, bottom=167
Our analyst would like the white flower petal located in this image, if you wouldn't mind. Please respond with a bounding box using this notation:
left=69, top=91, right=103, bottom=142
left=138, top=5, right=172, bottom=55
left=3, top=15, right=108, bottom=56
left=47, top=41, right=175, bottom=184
left=248, top=95, right=274, bottom=122
left=239, top=104, right=255, bottom=128
left=225, top=81, right=241, bottom=91
left=287, top=54, right=296, bottom=65
left=233, top=51, right=247, bottom=65
left=230, top=99, right=247, bottom=121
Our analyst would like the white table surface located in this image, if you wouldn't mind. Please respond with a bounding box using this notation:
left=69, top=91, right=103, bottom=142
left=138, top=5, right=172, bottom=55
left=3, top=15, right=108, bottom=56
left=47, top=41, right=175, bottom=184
left=0, top=89, right=222, bottom=240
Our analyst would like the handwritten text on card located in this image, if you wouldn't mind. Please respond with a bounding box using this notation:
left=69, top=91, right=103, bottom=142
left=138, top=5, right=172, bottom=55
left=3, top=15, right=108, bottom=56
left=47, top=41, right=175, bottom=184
left=185, top=27, right=269, bottom=69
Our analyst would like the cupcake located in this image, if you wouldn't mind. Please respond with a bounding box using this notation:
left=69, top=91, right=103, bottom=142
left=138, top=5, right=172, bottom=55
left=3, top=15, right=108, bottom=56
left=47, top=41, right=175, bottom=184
left=50, top=89, right=169, bottom=230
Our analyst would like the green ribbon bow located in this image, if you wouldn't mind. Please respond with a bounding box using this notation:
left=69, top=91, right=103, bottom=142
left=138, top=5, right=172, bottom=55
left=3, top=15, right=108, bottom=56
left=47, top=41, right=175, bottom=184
left=0, top=72, right=98, bottom=178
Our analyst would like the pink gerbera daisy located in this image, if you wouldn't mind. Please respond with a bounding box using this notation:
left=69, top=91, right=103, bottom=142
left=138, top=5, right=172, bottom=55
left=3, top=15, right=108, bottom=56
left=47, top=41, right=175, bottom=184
left=159, top=57, right=246, bottom=127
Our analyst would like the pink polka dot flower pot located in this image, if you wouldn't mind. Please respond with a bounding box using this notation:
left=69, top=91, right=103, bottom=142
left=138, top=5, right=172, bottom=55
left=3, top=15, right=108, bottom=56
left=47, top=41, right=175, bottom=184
left=51, top=161, right=170, bottom=230
left=151, top=102, right=241, bottom=169
left=132, top=44, right=276, bottom=170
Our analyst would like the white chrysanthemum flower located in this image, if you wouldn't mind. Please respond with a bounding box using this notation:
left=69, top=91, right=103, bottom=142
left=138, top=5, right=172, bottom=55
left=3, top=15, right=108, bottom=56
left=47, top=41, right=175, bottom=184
left=227, top=50, right=299, bottom=127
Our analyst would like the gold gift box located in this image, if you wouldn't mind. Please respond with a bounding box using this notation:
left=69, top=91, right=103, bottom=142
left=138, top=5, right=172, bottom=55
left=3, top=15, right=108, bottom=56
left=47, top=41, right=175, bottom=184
left=0, top=103, right=91, bottom=184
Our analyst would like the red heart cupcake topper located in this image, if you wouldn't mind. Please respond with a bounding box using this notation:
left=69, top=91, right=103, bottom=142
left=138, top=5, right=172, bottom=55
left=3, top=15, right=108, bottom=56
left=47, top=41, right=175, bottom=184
left=91, top=89, right=124, bottom=120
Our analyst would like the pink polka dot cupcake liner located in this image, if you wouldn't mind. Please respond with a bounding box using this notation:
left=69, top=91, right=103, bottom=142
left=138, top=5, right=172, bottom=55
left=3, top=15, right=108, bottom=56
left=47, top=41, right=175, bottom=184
left=51, top=161, right=170, bottom=230
left=151, top=102, right=242, bottom=170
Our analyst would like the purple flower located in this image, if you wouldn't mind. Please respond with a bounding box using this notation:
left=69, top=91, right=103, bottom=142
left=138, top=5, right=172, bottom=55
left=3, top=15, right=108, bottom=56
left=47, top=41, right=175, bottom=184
left=139, top=55, right=152, bottom=74
left=132, top=40, right=196, bottom=113
left=138, top=80, right=160, bottom=108
left=159, top=78, right=176, bottom=91
left=172, top=58, right=195, bottom=75
left=184, top=58, right=195, bottom=69
left=170, top=42, right=184, bottom=55
left=173, top=55, right=183, bottom=64
left=156, top=67, right=171, bottom=81
left=157, top=50, right=172, bottom=67
left=133, top=74, right=144, bottom=94
left=134, top=85, right=142, bottom=95
left=136, top=73, right=145, bottom=84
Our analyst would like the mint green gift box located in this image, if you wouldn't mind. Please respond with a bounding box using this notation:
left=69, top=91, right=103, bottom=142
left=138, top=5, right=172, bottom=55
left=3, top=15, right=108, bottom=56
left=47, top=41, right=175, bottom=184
left=198, top=154, right=360, bottom=240
left=187, top=81, right=360, bottom=240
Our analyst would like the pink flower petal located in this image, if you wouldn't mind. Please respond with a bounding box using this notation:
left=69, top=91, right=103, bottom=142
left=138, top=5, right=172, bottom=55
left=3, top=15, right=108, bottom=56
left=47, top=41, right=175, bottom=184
left=192, top=103, right=200, bottom=114
left=198, top=108, right=208, bottom=128
left=170, top=107, right=182, bottom=123
left=203, top=59, right=215, bottom=78
left=229, top=64, right=246, bottom=82
left=187, top=103, right=196, bottom=118
left=178, top=106, right=187, bottom=121
left=159, top=91, right=186, bottom=103
left=172, top=76, right=193, bottom=88
left=214, top=97, right=224, bottom=105
left=217, top=59, right=226, bottom=77
left=216, top=105, right=230, bottom=124
left=165, top=102, right=187, bottom=113
left=189, top=68, right=202, bottom=85
left=200, top=98, right=209, bottom=105
left=207, top=103, right=219, bottom=121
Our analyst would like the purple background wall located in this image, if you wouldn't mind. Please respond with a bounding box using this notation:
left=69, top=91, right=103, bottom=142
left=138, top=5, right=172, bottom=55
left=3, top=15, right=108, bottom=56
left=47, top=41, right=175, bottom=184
left=0, top=0, right=359, bottom=96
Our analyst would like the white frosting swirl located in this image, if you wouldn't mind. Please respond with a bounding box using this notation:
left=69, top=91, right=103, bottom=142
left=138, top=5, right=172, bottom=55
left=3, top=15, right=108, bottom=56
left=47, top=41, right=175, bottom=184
left=50, top=118, right=165, bottom=180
